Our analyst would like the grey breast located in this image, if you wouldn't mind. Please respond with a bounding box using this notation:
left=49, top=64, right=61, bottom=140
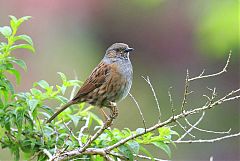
left=115, top=58, right=133, bottom=102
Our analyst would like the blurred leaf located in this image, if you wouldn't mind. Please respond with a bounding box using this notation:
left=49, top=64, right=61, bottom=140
left=10, top=58, right=27, bottom=71
left=35, top=80, right=49, bottom=89
left=118, top=145, right=133, bottom=161
left=7, top=69, right=21, bottom=84
left=9, top=44, right=35, bottom=53
left=58, top=72, right=67, bottom=82
left=139, top=146, right=154, bottom=161
left=14, top=35, right=33, bottom=46
left=0, top=26, right=12, bottom=38
left=152, top=141, right=171, bottom=158
left=9, top=16, right=31, bottom=30
left=94, top=155, right=104, bottom=161
left=4, top=79, right=14, bottom=94
left=27, top=99, right=39, bottom=112
left=69, top=115, right=81, bottom=127
left=127, top=140, right=140, bottom=154
left=55, top=95, right=68, bottom=103
left=136, top=128, right=145, bottom=134
left=30, top=88, right=42, bottom=97
left=9, top=15, right=18, bottom=31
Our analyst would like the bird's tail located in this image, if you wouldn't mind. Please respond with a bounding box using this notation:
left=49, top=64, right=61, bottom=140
left=46, top=101, right=75, bottom=123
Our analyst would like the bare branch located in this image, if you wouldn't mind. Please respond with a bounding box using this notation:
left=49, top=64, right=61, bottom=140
left=104, top=88, right=240, bottom=152
left=63, top=121, right=80, bottom=143
left=181, top=69, right=190, bottom=113
left=142, top=76, right=161, bottom=122
left=188, top=51, right=231, bottom=82
left=129, top=93, right=147, bottom=130
left=176, top=120, right=195, bottom=139
left=80, top=116, right=115, bottom=152
left=78, top=114, right=91, bottom=147
left=184, top=115, right=231, bottom=134
left=168, top=87, right=175, bottom=118
left=134, top=154, right=169, bottom=161
left=178, top=112, right=205, bottom=141
left=174, top=132, right=240, bottom=144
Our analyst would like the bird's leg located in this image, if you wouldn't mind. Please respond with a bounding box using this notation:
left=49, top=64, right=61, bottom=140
left=108, top=102, right=118, bottom=119
left=99, top=108, right=109, bottom=121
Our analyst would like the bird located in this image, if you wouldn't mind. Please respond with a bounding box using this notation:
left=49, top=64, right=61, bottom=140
left=46, top=43, right=134, bottom=123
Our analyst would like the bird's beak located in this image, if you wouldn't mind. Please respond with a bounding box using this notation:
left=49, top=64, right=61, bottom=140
left=124, top=47, right=134, bottom=53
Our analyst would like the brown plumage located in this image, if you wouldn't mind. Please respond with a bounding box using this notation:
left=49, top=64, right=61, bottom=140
left=46, top=43, right=134, bottom=123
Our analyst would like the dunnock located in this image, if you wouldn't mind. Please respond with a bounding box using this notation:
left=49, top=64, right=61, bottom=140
left=47, top=43, right=134, bottom=123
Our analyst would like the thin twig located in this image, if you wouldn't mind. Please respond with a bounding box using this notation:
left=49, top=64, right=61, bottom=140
left=78, top=114, right=91, bottom=147
left=185, top=115, right=231, bottom=135
left=178, top=112, right=205, bottom=141
left=134, top=154, right=169, bottom=161
left=168, top=87, right=175, bottom=118
left=181, top=69, right=190, bottom=113
left=174, top=132, right=240, bottom=143
left=188, top=51, right=231, bottom=82
left=54, top=127, right=59, bottom=155
left=79, top=116, right=115, bottom=153
left=43, top=149, right=53, bottom=159
left=129, top=93, right=147, bottom=130
left=176, top=120, right=195, bottom=139
left=142, top=76, right=161, bottom=122
left=63, top=121, right=80, bottom=142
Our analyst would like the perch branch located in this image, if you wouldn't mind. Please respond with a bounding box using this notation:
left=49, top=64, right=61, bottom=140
left=174, top=132, right=240, bottom=143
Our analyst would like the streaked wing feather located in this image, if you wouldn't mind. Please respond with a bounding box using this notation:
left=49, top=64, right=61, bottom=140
left=72, top=61, right=109, bottom=100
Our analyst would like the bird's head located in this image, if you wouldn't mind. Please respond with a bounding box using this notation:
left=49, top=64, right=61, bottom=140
left=105, top=43, right=134, bottom=60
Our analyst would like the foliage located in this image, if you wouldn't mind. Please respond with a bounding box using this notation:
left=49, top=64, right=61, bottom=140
left=0, top=16, right=178, bottom=161
left=197, top=1, right=239, bottom=57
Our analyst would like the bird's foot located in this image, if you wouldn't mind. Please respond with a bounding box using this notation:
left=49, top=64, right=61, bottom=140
left=109, top=102, right=118, bottom=119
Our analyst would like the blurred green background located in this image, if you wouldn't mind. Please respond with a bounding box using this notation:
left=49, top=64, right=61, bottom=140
left=0, top=0, right=239, bottom=160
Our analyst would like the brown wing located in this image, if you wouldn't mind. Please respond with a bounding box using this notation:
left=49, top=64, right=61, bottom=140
left=72, top=61, right=110, bottom=101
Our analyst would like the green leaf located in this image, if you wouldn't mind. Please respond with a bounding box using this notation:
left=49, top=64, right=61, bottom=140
left=9, top=15, right=18, bottom=23
left=10, top=16, right=31, bottom=30
left=35, top=80, right=49, bottom=89
left=4, top=79, right=15, bottom=94
left=9, top=44, right=35, bottom=53
left=152, top=141, right=171, bottom=158
left=55, top=95, right=68, bottom=103
left=94, top=155, right=104, bottom=161
left=118, top=145, right=133, bottom=161
left=27, top=99, right=39, bottom=112
left=30, top=88, right=42, bottom=97
left=0, top=26, right=12, bottom=38
left=14, top=35, right=33, bottom=46
left=127, top=140, right=140, bottom=154
left=7, top=69, right=21, bottom=84
left=9, top=15, right=18, bottom=30
left=15, top=106, right=26, bottom=130
left=58, top=72, right=67, bottom=82
left=136, top=128, right=145, bottom=134
left=158, top=127, right=171, bottom=137
left=68, top=115, right=81, bottom=127
left=139, top=146, right=154, bottom=161
left=170, top=129, right=179, bottom=137
left=10, top=58, right=27, bottom=71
